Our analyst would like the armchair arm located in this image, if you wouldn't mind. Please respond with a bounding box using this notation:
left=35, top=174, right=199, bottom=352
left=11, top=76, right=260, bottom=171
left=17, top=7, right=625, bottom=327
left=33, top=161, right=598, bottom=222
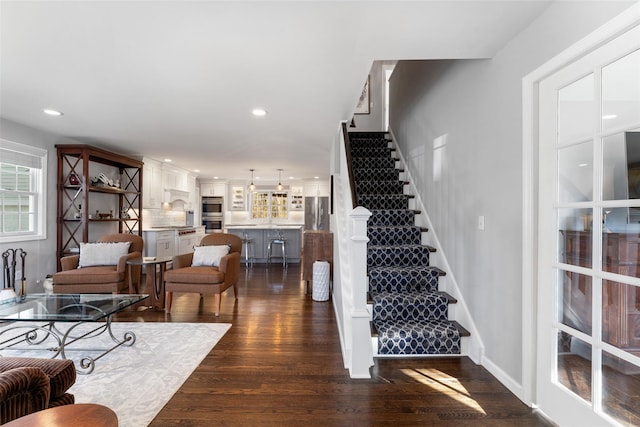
left=0, top=367, right=51, bottom=424
left=172, top=253, right=194, bottom=269
left=117, top=251, right=142, bottom=274
left=218, top=252, right=240, bottom=288
left=60, top=255, right=79, bottom=271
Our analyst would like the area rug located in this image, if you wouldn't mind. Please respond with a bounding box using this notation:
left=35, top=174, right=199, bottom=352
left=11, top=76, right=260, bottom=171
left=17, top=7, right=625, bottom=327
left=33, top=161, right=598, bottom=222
left=2, top=322, right=231, bottom=427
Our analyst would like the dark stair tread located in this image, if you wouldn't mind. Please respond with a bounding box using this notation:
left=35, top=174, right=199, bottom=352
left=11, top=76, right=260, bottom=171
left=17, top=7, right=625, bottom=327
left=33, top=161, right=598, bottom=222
left=451, top=321, right=471, bottom=337
left=438, top=291, right=456, bottom=303
left=368, top=265, right=445, bottom=275
left=368, top=243, right=436, bottom=252
left=367, top=289, right=455, bottom=305
left=371, top=319, right=468, bottom=338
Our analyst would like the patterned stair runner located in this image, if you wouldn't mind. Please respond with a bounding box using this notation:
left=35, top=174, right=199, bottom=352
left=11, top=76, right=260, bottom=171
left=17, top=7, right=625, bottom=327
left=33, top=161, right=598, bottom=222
left=349, top=131, right=462, bottom=355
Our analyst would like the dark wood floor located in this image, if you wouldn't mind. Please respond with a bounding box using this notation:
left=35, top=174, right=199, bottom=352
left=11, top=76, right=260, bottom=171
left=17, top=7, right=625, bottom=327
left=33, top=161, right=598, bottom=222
left=115, top=264, right=554, bottom=426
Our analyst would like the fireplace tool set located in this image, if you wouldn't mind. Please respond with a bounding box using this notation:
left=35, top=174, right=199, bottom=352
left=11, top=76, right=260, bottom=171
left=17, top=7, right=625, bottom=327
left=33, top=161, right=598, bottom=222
left=1, top=248, right=27, bottom=298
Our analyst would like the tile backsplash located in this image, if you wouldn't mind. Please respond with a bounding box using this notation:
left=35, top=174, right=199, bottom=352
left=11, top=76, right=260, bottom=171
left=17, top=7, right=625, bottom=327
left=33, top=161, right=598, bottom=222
left=143, top=209, right=186, bottom=228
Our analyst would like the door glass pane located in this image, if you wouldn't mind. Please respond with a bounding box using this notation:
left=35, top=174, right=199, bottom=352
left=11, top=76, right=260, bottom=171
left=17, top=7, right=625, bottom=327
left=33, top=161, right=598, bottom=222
left=558, top=208, right=592, bottom=266
left=602, top=281, right=640, bottom=349
left=603, top=129, right=640, bottom=201
left=558, top=142, right=593, bottom=203
left=558, top=74, right=595, bottom=143
left=603, top=49, right=640, bottom=132
left=559, top=270, right=592, bottom=334
left=603, top=222, right=640, bottom=278
left=602, top=350, right=640, bottom=426
left=557, top=332, right=592, bottom=403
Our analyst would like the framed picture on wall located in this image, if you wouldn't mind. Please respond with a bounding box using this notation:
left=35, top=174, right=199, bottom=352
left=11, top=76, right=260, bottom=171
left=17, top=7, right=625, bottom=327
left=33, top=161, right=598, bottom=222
left=354, top=75, right=370, bottom=115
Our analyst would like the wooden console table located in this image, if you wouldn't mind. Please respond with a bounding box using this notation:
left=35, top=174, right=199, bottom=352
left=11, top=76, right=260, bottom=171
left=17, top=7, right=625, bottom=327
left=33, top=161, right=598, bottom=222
left=561, top=230, right=640, bottom=354
left=302, top=231, right=333, bottom=294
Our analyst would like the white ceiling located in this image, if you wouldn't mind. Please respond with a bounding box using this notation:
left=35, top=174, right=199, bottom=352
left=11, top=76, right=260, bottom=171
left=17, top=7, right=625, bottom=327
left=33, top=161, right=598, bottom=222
left=1, top=1, right=550, bottom=183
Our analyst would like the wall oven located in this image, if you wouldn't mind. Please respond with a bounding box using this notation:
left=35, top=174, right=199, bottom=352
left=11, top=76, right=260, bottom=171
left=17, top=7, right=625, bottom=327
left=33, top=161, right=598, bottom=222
left=202, top=197, right=223, bottom=214
left=202, top=215, right=224, bottom=233
left=202, top=196, right=224, bottom=233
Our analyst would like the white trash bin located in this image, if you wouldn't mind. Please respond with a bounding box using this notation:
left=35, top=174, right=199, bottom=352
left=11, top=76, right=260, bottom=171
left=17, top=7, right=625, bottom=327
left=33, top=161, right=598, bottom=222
left=312, top=260, right=330, bottom=302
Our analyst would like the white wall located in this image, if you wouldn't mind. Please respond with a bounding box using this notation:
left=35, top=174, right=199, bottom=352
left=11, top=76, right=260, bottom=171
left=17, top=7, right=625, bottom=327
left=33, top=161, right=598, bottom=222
left=0, top=118, right=81, bottom=292
left=350, top=61, right=391, bottom=131
left=389, top=0, right=636, bottom=390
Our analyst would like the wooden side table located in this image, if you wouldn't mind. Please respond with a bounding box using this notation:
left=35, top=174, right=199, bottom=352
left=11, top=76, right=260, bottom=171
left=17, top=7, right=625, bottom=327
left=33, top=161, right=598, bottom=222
left=4, top=403, right=117, bottom=427
left=127, top=256, right=172, bottom=309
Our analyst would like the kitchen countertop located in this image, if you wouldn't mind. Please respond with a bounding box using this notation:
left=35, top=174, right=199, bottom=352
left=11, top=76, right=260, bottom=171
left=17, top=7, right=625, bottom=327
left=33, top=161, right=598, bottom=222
left=225, top=224, right=303, bottom=230
left=143, top=226, right=205, bottom=232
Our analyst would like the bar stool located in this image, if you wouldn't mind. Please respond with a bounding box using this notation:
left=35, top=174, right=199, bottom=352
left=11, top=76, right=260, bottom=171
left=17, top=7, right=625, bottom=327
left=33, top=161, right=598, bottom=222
left=241, top=232, right=254, bottom=268
left=267, top=231, right=287, bottom=268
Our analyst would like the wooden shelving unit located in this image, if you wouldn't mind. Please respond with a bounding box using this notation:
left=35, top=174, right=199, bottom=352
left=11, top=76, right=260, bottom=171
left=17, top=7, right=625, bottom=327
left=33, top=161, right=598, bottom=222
left=56, top=144, right=143, bottom=269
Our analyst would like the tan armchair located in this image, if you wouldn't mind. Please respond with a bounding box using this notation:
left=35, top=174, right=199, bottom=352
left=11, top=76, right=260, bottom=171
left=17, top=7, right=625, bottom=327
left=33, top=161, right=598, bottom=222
left=52, top=234, right=143, bottom=294
left=164, top=233, right=241, bottom=316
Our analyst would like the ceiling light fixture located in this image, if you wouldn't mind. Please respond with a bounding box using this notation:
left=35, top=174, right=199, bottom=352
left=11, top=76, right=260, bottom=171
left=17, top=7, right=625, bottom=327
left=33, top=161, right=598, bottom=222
left=252, top=108, right=268, bottom=117
left=43, top=108, right=63, bottom=116
left=602, top=114, right=617, bottom=120
left=164, top=158, right=172, bottom=163
left=248, top=169, right=256, bottom=191
left=276, top=169, right=284, bottom=191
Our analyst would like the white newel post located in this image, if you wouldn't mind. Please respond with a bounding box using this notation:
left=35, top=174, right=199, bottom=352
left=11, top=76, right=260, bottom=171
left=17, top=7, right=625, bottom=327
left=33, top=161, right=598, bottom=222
left=348, top=206, right=373, bottom=378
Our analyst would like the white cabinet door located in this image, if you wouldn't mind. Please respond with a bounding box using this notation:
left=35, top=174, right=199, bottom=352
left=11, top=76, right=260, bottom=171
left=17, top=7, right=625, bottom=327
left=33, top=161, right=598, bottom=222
left=157, top=237, right=175, bottom=258
left=163, top=166, right=188, bottom=191
left=143, top=159, right=163, bottom=208
left=201, top=182, right=226, bottom=197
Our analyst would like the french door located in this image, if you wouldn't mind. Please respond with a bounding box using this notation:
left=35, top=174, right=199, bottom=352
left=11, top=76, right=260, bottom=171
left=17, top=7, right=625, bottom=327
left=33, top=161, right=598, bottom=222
left=537, top=23, right=640, bottom=426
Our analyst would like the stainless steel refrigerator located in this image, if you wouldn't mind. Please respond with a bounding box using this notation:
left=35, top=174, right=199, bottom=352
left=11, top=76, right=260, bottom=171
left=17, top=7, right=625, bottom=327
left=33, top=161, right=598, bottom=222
left=304, top=197, right=329, bottom=231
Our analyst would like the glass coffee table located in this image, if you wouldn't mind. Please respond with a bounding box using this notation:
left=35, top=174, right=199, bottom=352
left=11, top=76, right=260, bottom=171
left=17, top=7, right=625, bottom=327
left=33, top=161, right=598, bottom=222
left=0, top=293, right=148, bottom=374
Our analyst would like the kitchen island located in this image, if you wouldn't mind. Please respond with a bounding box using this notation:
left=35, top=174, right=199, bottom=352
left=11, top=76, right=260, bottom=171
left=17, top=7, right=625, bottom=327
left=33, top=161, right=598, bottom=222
left=225, top=225, right=303, bottom=264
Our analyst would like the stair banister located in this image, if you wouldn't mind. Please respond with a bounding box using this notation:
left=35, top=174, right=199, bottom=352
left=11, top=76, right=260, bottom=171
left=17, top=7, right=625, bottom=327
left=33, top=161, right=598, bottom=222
left=331, top=121, right=373, bottom=378
left=342, top=122, right=358, bottom=209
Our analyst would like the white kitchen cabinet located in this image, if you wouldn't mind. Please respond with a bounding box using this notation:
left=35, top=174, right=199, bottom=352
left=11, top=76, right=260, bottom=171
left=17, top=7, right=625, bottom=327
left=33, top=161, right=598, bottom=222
left=187, top=174, right=197, bottom=209
left=143, top=158, right=163, bottom=208
left=163, top=165, right=188, bottom=191
left=143, top=230, right=176, bottom=258
left=200, top=181, right=226, bottom=197
left=177, top=234, right=199, bottom=255
left=250, top=191, right=288, bottom=220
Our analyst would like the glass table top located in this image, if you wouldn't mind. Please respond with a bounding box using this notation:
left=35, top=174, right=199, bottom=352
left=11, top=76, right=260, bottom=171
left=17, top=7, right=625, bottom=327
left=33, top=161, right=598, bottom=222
left=0, top=293, right=149, bottom=322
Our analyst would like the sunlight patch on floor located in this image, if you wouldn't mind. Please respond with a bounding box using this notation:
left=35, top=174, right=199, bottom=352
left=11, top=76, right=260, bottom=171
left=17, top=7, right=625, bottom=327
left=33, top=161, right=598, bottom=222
left=401, top=368, right=487, bottom=414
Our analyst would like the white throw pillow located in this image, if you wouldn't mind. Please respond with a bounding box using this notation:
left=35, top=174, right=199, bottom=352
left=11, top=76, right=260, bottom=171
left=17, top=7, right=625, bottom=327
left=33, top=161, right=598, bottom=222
left=78, top=242, right=131, bottom=268
left=191, top=245, right=230, bottom=267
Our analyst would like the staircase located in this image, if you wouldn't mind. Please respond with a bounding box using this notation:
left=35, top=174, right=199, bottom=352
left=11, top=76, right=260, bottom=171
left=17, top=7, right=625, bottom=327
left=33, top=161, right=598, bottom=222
left=348, top=131, right=468, bottom=356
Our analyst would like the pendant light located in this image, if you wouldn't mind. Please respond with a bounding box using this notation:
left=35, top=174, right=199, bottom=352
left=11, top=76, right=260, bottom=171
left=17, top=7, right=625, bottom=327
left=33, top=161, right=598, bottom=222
left=276, top=169, right=284, bottom=191
left=248, top=169, right=256, bottom=191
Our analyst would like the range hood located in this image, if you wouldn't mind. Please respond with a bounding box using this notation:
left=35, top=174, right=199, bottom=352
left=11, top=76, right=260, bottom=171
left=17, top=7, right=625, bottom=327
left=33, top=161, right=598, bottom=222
left=164, top=188, right=190, bottom=203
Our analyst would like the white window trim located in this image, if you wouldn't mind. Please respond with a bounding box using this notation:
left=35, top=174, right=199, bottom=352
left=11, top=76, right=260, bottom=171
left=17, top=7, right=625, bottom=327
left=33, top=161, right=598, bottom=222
left=0, top=139, right=47, bottom=243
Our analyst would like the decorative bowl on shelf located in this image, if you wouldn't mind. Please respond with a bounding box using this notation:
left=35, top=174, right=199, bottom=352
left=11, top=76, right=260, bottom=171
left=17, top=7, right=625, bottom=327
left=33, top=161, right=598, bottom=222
left=98, top=213, right=112, bottom=219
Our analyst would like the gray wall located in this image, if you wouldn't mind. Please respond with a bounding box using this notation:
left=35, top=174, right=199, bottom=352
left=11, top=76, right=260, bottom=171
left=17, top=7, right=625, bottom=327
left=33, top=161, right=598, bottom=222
left=389, top=1, right=636, bottom=385
left=0, top=118, right=79, bottom=292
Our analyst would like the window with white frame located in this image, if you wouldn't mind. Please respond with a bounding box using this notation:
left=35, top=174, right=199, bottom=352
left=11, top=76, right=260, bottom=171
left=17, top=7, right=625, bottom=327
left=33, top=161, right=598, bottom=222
left=0, top=139, right=47, bottom=242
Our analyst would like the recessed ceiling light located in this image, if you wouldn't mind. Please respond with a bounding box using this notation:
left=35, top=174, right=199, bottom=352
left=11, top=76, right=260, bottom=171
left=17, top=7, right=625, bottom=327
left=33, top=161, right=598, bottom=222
left=43, top=108, right=63, bottom=116
left=252, top=108, right=268, bottom=116
left=164, top=158, right=172, bottom=163
left=579, top=163, right=589, bottom=167
left=314, top=176, right=320, bottom=179
left=195, top=170, right=201, bottom=173
left=602, top=114, right=617, bottom=120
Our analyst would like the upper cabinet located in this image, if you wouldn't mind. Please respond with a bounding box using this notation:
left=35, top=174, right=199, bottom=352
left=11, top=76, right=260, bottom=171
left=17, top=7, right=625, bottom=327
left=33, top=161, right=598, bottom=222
left=142, top=158, right=163, bottom=209
left=56, top=144, right=143, bottom=267
left=200, top=181, right=226, bottom=197
left=163, top=166, right=188, bottom=192
left=142, top=158, right=195, bottom=209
